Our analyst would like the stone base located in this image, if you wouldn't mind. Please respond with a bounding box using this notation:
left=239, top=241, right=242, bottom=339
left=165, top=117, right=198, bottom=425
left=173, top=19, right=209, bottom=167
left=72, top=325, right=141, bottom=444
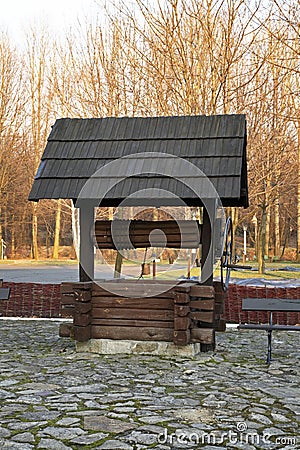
left=76, top=339, right=202, bottom=357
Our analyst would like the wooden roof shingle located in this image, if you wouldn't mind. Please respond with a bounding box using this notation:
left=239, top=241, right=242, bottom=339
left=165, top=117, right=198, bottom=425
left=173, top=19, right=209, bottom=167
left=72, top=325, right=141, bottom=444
left=29, top=114, right=248, bottom=207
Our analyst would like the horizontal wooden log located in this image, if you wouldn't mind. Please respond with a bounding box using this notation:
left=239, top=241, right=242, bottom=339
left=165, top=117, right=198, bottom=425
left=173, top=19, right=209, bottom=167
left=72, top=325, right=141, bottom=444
left=174, top=284, right=193, bottom=293
left=92, top=296, right=173, bottom=310
left=61, top=292, right=74, bottom=301
left=190, top=311, right=214, bottom=323
left=61, top=286, right=74, bottom=295
left=95, top=220, right=202, bottom=249
left=93, top=280, right=191, bottom=285
left=91, top=325, right=173, bottom=342
left=174, top=305, right=190, bottom=317
left=174, top=317, right=191, bottom=331
left=91, top=319, right=173, bottom=328
left=174, top=292, right=190, bottom=304
left=74, top=325, right=91, bottom=342
left=60, top=303, right=74, bottom=315
left=96, top=238, right=199, bottom=249
left=74, top=290, right=92, bottom=303
left=95, top=220, right=201, bottom=233
left=92, top=307, right=174, bottom=321
left=60, top=299, right=74, bottom=308
left=74, top=312, right=91, bottom=327
left=173, top=330, right=191, bottom=346
left=215, top=319, right=226, bottom=332
left=74, top=302, right=92, bottom=314
left=92, top=283, right=176, bottom=298
left=59, top=323, right=74, bottom=337
left=190, top=299, right=214, bottom=310
left=190, top=328, right=214, bottom=344
left=189, top=285, right=215, bottom=298
left=61, top=282, right=92, bottom=293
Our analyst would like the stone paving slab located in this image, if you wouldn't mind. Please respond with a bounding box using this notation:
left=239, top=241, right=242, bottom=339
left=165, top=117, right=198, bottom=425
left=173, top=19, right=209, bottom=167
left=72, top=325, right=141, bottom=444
left=0, top=319, right=299, bottom=449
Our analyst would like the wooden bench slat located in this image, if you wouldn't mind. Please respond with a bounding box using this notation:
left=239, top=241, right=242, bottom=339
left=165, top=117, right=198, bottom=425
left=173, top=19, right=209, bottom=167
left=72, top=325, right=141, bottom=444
left=0, top=288, right=10, bottom=300
left=238, top=324, right=300, bottom=331
left=242, top=298, right=300, bottom=312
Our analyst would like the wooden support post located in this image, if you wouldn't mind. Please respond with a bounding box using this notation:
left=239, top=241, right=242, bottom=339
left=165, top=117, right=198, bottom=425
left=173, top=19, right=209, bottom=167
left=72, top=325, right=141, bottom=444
left=79, top=204, right=95, bottom=282
left=173, top=288, right=191, bottom=345
left=73, top=282, right=92, bottom=342
left=153, top=259, right=156, bottom=278
left=201, top=201, right=216, bottom=286
left=114, top=251, right=123, bottom=278
left=187, top=256, right=191, bottom=279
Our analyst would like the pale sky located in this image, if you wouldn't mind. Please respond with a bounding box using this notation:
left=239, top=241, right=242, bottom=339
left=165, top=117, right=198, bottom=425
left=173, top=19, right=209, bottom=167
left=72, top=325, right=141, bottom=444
left=0, top=0, right=101, bottom=45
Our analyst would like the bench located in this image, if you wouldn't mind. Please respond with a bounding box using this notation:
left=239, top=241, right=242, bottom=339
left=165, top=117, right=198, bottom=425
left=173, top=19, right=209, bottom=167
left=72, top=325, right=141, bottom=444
left=238, top=298, right=300, bottom=364
left=0, top=279, right=10, bottom=301
left=0, top=288, right=10, bottom=300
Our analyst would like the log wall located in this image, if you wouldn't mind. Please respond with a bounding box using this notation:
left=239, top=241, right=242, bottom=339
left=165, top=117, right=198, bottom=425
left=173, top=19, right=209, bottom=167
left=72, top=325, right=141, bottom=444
left=1, top=281, right=300, bottom=328
left=60, top=280, right=225, bottom=349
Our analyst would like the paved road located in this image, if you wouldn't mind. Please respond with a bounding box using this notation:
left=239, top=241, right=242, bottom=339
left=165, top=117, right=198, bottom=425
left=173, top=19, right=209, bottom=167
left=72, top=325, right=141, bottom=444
left=0, top=319, right=299, bottom=449
left=0, top=262, right=188, bottom=284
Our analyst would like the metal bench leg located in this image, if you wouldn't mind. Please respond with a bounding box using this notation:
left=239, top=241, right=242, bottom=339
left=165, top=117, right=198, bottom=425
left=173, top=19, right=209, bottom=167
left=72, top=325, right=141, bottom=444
left=267, top=330, right=272, bottom=364
left=267, top=312, right=273, bottom=364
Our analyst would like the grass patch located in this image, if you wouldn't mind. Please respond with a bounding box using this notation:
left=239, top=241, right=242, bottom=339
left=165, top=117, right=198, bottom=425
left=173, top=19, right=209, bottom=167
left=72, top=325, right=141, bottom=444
left=151, top=261, right=300, bottom=281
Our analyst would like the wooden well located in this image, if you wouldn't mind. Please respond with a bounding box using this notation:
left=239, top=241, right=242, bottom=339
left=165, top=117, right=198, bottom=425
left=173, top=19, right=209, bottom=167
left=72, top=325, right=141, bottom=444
left=59, top=280, right=226, bottom=350
left=29, top=114, right=248, bottom=353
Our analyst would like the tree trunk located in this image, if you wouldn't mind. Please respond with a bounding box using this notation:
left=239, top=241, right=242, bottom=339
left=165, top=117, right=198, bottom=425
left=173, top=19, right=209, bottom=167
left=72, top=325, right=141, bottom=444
left=11, top=214, right=15, bottom=259
left=258, top=205, right=267, bottom=274
left=52, top=199, right=62, bottom=259
left=31, top=202, right=39, bottom=260
left=265, top=205, right=270, bottom=259
left=274, top=196, right=280, bottom=257
left=297, top=123, right=300, bottom=261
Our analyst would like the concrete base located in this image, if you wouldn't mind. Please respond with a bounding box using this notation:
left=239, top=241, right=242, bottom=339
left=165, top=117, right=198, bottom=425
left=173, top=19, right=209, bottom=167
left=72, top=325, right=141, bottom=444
left=76, top=339, right=202, bottom=357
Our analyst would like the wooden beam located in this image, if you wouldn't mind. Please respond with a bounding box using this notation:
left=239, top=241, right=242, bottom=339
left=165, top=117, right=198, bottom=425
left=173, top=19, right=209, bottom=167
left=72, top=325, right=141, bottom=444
left=91, top=319, right=173, bottom=328
left=190, top=311, right=214, bottom=323
left=114, top=251, right=123, bottom=278
left=79, top=204, right=95, bottom=282
left=189, top=299, right=215, bottom=310
left=201, top=201, right=216, bottom=285
left=92, top=325, right=173, bottom=342
left=189, top=285, right=215, bottom=298
left=92, top=296, right=174, bottom=310
left=92, top=307, right=174, bottom=321
left=173, top=330, right=191, bottom=346
left=190, top=328, right=214, bottom=344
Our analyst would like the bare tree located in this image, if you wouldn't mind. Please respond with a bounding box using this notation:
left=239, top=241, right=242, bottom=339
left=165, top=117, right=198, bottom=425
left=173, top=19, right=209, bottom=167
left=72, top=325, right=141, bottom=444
left=24, top=26, right=56, bottom=259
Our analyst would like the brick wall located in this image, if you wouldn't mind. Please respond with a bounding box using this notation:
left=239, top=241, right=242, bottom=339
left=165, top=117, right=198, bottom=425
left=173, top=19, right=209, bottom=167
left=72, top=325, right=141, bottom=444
left=0, top=282, right=61, bottom=318
left=224, top=284, right=300, bottom=325
left=1, top=281, right=300, bottom=325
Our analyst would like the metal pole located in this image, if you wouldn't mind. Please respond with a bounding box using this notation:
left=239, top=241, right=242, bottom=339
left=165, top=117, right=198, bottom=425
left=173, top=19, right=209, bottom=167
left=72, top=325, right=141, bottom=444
left=243, top=225, right=247, bottom=264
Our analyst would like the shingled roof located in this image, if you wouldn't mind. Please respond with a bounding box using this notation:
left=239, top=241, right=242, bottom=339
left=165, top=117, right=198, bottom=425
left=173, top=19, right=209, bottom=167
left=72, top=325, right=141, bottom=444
left=29, top=114, right=248, bottom=207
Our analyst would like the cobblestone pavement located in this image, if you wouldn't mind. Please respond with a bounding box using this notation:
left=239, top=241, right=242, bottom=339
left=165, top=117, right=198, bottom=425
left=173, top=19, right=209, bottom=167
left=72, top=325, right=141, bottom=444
left=0, top=319, right=299, bottom=449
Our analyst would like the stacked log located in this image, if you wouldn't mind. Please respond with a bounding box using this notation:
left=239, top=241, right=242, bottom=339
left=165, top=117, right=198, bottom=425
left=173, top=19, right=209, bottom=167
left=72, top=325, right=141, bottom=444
left=59, top=280, right=225, bottom=350
left=95, top=220, right=201, bottom=249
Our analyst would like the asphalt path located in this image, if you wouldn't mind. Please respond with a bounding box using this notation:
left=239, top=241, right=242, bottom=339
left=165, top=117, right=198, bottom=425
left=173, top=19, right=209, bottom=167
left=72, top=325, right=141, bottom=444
left=0, top=261, right=189, bottom=284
